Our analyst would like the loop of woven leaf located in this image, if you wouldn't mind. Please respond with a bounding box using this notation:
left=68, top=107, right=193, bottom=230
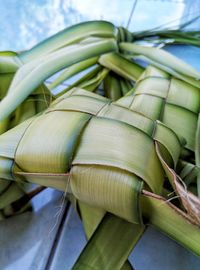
left=0, top=88, right=181, bottom=224
left=119, top=65, right=200, bottom=152
left=116, top=65, right=200, bottom=225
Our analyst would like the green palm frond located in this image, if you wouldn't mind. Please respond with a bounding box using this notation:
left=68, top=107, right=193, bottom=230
left=0, top=51, right=51, bottom=219
left=0, top=20, right=200, bottom=269
left=0, top=88, right=199, bottom=262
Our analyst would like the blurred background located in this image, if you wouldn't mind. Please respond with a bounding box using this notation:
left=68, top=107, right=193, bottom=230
left=0, top=1, right=200, bottom=270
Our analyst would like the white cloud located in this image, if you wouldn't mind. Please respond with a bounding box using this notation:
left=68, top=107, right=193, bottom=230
left=129, top=0, right=185, bottom=31
left=71, top=0, right=132, bottom=25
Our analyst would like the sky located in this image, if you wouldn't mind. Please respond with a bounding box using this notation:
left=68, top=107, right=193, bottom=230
left=0, top=0, right=186, bottom=51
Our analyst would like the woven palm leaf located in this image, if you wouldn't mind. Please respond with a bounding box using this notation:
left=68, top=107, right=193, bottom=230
left=0, top=21, right=119, bottom=220
left=0, top=20, right=200, bottom=268
left=115, top=65, right=200, bottom=224
left=0, top=88, right=199, bottom=270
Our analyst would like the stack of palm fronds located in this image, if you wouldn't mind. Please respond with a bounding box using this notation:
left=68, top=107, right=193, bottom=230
left=0, top=20, right=200, bottom=269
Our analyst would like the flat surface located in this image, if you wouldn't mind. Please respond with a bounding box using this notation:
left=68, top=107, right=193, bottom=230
left=1, top=190, right=200, bottom=270
left=0, top=189, right=64, bottom=270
